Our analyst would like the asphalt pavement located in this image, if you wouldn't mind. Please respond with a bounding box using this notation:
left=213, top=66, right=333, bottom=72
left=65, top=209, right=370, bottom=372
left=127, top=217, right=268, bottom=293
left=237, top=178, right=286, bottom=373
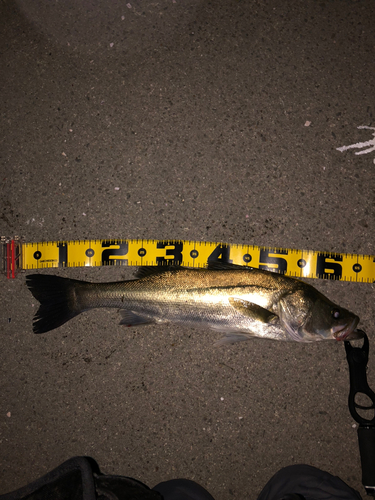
left=1, top=0, right=375, bottom=498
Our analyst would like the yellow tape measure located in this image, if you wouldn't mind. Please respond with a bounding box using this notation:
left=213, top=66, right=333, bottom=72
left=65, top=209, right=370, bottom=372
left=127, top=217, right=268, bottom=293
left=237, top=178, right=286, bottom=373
left=1, top=237, right=374, bottom=282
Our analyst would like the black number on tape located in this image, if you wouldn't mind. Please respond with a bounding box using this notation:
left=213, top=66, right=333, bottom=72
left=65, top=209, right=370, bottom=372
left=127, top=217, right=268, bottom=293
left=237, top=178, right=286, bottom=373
left=316, top=253, right=342, bottom=280
left=101, top=241, right=129, bottom=266
left=259, top=249, right=288, bottom=274
left=58, top=243, right=68, bottom=267
left=156, top=241, right=183, bottom=265
left=207, top=245, right=232, bottom=264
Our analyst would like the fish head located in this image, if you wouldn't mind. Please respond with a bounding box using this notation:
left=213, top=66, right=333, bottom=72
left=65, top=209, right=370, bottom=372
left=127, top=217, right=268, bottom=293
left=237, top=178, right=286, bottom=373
left=303, top=296, right=360, bottom=341
left=279, top=288, right=360, bottom=342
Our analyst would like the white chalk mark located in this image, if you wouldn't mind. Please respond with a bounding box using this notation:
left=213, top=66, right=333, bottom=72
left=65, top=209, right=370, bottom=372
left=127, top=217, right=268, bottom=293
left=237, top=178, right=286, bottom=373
left=337, top=126, right=375, bottom=156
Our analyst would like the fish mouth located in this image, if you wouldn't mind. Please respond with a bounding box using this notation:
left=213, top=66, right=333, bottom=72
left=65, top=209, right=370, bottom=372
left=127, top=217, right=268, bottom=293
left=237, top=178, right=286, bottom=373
left=334, top=317, right=361, bottom=341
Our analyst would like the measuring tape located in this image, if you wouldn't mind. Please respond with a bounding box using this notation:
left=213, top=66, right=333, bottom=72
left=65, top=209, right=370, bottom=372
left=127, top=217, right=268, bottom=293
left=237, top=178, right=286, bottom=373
left=1, top=237, right=374, bottom=282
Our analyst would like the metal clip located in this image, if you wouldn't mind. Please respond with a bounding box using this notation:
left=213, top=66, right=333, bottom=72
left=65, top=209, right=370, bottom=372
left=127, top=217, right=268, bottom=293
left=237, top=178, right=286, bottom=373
left=345, top=331, right=375, bottom=425
left=1, top=237, right=22, bottom=279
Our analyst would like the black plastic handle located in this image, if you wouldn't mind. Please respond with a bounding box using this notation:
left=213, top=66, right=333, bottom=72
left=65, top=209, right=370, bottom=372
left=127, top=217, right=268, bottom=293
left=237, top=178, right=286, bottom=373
left=345, top=331, right=375, bottom=495
left=358, top=426, right=375, bottom=496
left=345, top=331, right=375, bottom=425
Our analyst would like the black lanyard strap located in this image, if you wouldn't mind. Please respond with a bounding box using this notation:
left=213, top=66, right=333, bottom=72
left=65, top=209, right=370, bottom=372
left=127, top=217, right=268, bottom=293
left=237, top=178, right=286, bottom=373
left=345, top=331, right=375, bottom=425
left=345, top=331, right=375, bottom=496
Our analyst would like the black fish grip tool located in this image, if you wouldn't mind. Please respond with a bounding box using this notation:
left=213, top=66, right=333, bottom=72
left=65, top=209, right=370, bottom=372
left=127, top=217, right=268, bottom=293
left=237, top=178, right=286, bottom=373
left=345, top=331, right=375, bottom=496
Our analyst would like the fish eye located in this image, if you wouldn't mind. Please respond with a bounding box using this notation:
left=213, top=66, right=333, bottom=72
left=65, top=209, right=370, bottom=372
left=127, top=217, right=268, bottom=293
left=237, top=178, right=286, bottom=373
left=331, top=309, right=341, bottom=320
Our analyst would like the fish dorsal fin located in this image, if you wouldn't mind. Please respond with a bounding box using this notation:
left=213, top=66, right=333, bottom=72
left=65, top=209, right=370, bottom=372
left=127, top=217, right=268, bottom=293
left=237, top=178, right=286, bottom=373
left=135, top=265, right=184, bottom=279
left=136, top=263, right=254, bottom=278
left=206, top=262, right=255, bottom=271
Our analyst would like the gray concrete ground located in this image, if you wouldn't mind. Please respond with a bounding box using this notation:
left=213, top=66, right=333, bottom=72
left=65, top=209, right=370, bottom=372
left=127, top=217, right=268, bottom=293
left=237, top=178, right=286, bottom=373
left=1, top=0, right=375, bottom=498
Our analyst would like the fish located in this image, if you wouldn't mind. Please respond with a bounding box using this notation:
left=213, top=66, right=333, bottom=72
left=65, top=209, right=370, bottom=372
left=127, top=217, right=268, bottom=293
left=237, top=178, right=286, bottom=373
left=26, top=263, right=361, bottom=343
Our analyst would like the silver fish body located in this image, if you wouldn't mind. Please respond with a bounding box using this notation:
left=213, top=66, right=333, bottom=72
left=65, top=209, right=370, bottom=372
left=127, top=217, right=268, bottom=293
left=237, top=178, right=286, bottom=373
left=26, top=264, right=360, bottom=343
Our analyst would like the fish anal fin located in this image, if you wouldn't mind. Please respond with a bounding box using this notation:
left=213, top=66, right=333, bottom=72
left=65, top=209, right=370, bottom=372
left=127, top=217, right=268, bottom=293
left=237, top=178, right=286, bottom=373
left=119, top=310, right=155, bottom=327
left=228, top=297, right=278, bottom=324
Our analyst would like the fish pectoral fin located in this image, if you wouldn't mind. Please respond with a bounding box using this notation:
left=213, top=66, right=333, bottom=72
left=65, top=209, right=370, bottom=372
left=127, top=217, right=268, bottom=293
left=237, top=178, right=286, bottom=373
left=214, top=333, right=253, bottom=346
left=228, top=297, right=278, bottom=324
left=119, top=310, right=155, bottom=327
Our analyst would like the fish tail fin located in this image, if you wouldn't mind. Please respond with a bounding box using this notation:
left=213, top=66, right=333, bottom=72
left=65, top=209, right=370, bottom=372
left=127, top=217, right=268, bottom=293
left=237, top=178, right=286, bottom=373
left=26, top=274, right=85, bottom=334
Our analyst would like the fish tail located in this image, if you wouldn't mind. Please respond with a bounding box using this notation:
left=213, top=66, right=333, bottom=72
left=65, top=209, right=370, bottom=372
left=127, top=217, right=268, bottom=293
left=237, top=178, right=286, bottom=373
left=26, top=274, right=85, bottom=334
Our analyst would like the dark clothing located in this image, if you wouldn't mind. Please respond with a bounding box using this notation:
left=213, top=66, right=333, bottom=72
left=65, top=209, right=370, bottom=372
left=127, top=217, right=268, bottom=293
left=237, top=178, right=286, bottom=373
left=257, top=465, right=362, bottom=500
left=0, top=457, right=362, bottom=500
left=153, top=479, right=215, bottom=500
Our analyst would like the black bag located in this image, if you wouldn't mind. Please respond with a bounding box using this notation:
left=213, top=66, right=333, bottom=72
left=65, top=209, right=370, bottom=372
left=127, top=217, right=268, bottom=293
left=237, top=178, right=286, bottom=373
left=257, top=465, right=362, bottom=500
left=0, top=456, right=162, bottom=500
